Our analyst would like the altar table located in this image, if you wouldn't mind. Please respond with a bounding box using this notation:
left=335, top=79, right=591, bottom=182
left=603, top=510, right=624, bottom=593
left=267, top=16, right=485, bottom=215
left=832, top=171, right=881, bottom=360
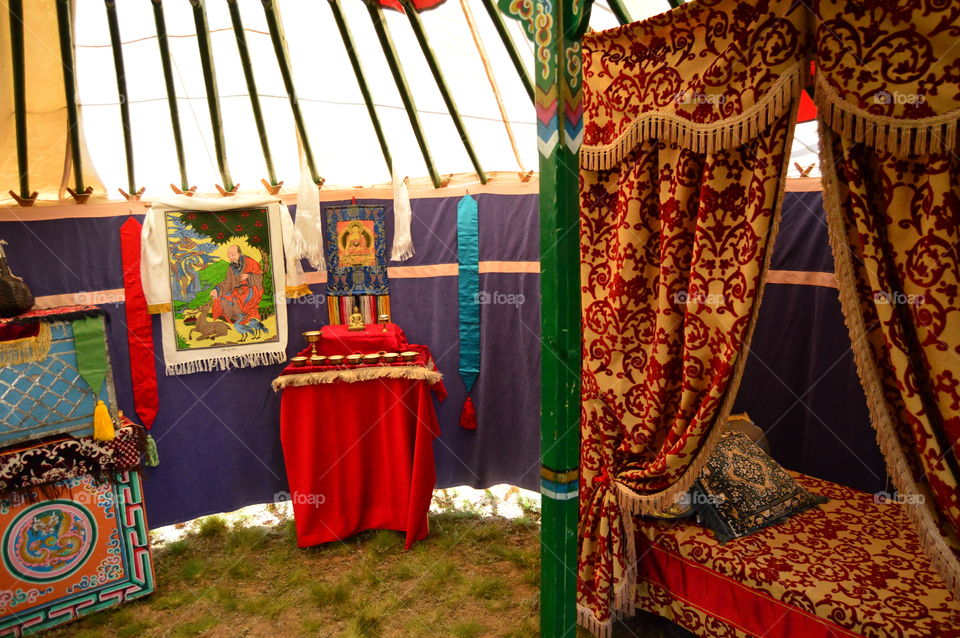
left=275, top=327, right=444, bottom=549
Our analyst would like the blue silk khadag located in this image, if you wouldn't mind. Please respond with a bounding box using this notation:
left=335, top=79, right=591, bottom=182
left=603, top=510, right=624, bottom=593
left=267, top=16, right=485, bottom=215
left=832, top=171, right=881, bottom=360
left=457, top=195, right=480, bottom=394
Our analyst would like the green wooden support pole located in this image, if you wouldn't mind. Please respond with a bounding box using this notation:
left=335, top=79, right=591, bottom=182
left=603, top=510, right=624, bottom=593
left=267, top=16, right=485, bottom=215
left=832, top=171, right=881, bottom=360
left=189, top=0, right=233, bottom=192
left=227, top=0, right=277, bottom=186
left=55, top=0, right=87, bottom=197
left=8, top=0, right=30, bottom=200
left=364, top=0, right=442, bottom=189
left=400, top=0, right=487, bottom=184
left=104, top=0, right=138, bottom=196
left=504, top=0, right=592, bottom=634
left=261, top=0, right=320, bottom=184
left=327, top=0, right=393, bottom=176
left=667, top=0, right=685, bottom=8
left=151, top=0, right=189, bottom=191
left=606, top=0, right=631, bottom=25
left=478, top=0, right=535, bottom=105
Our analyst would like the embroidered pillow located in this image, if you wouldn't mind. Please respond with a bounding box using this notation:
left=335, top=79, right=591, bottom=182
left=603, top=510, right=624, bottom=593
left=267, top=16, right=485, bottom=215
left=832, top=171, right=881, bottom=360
left=692, top=430, right=827, bottom=543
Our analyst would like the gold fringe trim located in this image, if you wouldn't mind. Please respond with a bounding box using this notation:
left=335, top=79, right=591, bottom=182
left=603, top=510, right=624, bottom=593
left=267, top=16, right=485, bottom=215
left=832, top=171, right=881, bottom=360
left=820, top=121, right=960, bottom=599
left=0, top=323, right=52, bottom=365
left=815, top=74, right=960, bottom=155
left=580, top=64, right=803, bottom=171
left=272, top=365, right=443, bottom=392
left=580, top=99, right=801, bottom=637
left=285, top=284, right=312, bottom=299
left=147, top=303, right=171, bottom=315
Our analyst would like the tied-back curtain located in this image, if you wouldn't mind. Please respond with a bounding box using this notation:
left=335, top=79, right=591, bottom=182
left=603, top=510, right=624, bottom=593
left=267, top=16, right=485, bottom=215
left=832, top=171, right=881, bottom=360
left=813, top=2, right=960, bottom=595
left=577, top=0, right=808, bottom=633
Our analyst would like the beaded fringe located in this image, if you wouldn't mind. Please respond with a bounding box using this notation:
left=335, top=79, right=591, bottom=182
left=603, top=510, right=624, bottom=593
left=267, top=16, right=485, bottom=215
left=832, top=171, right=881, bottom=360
left=272, top=365, right=442, bottom=391
left=0, top=322, right=51, bottom=365
left=815, top=75, right=960, bottom=156
left=580, top=64, right=803, bottom=170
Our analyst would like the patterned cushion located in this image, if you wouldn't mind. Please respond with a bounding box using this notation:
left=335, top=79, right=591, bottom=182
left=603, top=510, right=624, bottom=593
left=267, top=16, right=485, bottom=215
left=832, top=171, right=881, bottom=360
left=692, top=431, right=826, bottom=542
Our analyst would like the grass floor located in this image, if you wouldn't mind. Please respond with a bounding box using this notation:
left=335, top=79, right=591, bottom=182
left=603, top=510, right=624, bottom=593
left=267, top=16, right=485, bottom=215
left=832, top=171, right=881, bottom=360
left=44, top=502, right=691, bottom=638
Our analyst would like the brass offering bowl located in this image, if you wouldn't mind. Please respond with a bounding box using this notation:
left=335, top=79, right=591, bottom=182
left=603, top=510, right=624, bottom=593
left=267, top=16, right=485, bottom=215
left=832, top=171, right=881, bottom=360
left=400, top=350, right=418, bottom=363
left=302, top=330, right=322, bottom=356
left=346, top=354, right=363, bottom=366
left=310, top=354, right=326, bottom=366
left=363, top=353, right=381, bottom=365
left=381, top=352, right=399, bottom=364
left=327, top=355, right=345, bottom=366
left=290, top=356, right=308, bottom=367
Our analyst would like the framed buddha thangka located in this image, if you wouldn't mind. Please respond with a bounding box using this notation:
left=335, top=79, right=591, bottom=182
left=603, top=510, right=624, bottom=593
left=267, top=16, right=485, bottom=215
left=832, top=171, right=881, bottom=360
left=324, top=205, right=390, bottom=296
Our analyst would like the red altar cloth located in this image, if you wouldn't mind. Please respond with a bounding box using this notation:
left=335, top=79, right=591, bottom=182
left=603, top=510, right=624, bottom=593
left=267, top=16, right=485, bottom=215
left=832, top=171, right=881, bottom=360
left=279, top=370, right=442, bottom=549
left=315, top=323, right=407, bottom=356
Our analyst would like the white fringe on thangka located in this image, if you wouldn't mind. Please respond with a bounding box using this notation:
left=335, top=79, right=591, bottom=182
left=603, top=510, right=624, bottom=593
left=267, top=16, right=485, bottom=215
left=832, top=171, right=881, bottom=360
left=167, top=350, right=288, bottom=376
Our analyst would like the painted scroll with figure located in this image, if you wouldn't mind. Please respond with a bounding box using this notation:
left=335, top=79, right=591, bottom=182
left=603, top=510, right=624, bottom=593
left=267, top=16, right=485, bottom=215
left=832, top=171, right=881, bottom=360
left=157, top=207, right=289, bottom=374
left=324, top=205, right=390, bottom=296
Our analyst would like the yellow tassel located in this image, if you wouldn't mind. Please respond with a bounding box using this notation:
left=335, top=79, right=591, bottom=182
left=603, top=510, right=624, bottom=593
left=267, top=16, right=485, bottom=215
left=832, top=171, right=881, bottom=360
left=93, top=400, right=115, bottom=441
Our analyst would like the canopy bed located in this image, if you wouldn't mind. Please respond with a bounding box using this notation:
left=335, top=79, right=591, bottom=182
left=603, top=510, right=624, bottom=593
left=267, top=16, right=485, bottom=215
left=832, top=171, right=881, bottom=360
left=574, top=0, right=960, bottom=635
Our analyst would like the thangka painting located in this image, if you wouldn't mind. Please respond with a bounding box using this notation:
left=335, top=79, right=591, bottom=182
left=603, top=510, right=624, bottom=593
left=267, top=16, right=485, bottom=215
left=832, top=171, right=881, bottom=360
left=324, top=205, right=389, bottom=295
left=0, top=471, right=154, bottom=635
left=165, top=208, right=279, bottom=350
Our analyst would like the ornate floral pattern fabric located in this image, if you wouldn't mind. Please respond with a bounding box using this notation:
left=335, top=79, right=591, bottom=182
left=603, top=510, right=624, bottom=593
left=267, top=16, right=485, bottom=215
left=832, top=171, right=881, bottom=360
left=813, top=0, right=960, bottom=598
left=634, top=473, right=960, bottom=638
left=580, top=1, right=960, bottom=632
left=578, top=2, right=806, bottom=632
left=0, top=420, right=143, bottom=501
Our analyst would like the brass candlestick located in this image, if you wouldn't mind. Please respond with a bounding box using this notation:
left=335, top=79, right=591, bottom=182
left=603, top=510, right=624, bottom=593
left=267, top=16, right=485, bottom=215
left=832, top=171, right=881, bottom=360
left=302, top=330, right=322, bottom=356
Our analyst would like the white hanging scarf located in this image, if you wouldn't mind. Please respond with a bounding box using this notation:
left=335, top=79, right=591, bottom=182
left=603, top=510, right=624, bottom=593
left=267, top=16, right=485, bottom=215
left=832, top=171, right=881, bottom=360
left=390, top=172, right=414, bottom=261
left=292, top=146, right=326, bottom=271
left=142, top=194, right=307, bottom=375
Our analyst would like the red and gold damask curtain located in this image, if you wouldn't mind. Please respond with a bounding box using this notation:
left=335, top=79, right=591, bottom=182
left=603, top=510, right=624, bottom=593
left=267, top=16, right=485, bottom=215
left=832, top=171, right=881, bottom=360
left=578, top=0, right=808, bottom=633
left=813, top=0, right=960, bottom=595
left=577, top=0, right=960, bottom=633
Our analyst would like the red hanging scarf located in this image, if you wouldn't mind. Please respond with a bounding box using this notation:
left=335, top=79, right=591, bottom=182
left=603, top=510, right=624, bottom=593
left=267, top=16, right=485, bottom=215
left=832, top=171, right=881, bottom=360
left=120, top=217, right=159, bottom=430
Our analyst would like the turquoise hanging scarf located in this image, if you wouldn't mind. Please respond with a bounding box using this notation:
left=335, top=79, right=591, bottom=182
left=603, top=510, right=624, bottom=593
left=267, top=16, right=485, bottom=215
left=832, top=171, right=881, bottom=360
left=457, top=195, right=480, bottom=429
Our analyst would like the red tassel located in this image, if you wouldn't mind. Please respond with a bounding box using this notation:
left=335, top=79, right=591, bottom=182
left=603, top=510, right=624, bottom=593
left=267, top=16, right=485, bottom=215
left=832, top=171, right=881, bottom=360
left=459, top=396, right=477, bottom=430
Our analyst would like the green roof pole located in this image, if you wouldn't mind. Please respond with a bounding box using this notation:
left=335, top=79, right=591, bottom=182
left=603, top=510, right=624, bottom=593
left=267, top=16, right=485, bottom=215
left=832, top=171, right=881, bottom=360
left=501, top=0, right=592, bottom=633
left=478, top=0, right=535, bottom=105
left=260, top=0, right=320, bottom=185
left=7, top=0, right=34, bottom=205
left=227, top=0, right=278, bottom=188
left=667, top=0, right=685, bottom=8
left=150, top=0, right=191, bottom=193
left=56, top=0, right=91, bottom=203
left=606, top=0, right=631, bottom=25
left=189, top=0, right=234, bottom=193
left=105, top=0, right=141, bottom=199
left=364, top=0, right=442, bottom=189
left=400, top=0, right=487, bottom=184
left=326, top=0, right=392, bottom=176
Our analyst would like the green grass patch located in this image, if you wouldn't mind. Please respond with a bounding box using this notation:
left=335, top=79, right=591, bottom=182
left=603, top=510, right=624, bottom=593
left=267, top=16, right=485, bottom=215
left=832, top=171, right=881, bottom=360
left=196, top=515, right=228, bottom=539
